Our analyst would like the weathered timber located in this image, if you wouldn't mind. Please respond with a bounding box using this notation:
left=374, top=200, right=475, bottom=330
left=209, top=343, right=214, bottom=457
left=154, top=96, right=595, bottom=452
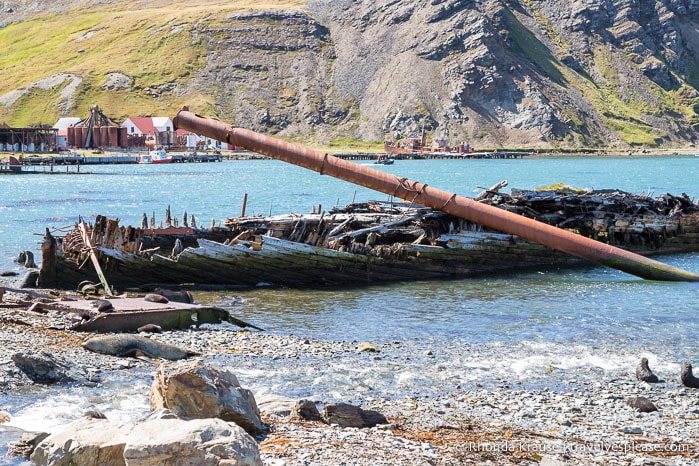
left=474, top=180, right=509, bottom=202
left=36, top=228, right=57, bottom=288
left=78, top=220, right=113, bottom=295
left=30, top=186, right=699, bottom=291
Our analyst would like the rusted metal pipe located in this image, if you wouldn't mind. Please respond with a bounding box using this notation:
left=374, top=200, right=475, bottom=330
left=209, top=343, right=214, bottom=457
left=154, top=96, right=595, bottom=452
left=173, top=108, right=699, bottom=282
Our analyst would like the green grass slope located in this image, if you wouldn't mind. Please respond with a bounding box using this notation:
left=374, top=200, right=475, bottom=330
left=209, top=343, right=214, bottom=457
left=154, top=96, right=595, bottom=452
left=0, top=0, right=306, bottom=126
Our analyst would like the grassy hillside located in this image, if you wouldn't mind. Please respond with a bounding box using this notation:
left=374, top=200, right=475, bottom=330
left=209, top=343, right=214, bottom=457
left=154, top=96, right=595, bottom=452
left=0, top=0, right=306, bottom=126
left=3, top=0, right=698, bottom=148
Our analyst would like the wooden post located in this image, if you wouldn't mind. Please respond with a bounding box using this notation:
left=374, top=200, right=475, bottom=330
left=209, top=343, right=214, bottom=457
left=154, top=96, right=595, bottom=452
left=78, top=221, right=113, bottom=295
left=37, top=228, right=57, bottom=288
left=241, top=193, right=248, bottom=217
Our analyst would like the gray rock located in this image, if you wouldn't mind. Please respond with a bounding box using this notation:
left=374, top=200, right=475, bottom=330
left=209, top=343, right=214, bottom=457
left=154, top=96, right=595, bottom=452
left=29, top=410, right=262, bottom=466
left=626, top=396, right=658, bottom=413
left=256, top=393, right=297, bottom=417
left=150, top=360, right=267, bottom=436
left=619, top=426, right=643, bottom=434
left=124, top=409, right=261, bottom=466
left=7, top=431, right=50, bottom=459
left=30, top=417, right=133, bottom=465
left=11, top=350, right=97, bottom=384
left=540, top=456, right=568, bottom=466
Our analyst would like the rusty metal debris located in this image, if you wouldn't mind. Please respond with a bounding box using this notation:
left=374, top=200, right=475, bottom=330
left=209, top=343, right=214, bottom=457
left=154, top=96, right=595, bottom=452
left=0, top=288, right=262, bottom=333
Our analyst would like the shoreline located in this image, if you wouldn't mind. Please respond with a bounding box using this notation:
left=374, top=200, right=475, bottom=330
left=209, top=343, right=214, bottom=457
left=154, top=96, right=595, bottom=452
left=2, top=146, right=698, bottom=164
left=528, top=148, right=699, bottom=158
left=1, top=290, right=698, bottom=465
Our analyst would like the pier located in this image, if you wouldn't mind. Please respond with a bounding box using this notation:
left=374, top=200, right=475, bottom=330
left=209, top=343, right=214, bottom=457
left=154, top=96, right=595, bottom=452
left=332, top=150, right=531, bottom=161
left=0, top=163, right=87, bottom=175
left=0, top=162, right=21, bottom=174
left=13, top=152, right=224, bottom=166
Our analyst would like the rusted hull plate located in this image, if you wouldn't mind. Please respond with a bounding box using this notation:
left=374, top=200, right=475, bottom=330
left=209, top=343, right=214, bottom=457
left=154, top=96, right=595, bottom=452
left=71, top=306, right=229, bottom=333
left=59, top=297, right=230, bottom=332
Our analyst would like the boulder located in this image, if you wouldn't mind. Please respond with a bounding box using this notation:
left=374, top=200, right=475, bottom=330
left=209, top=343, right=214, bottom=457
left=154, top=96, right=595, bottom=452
left=323, top=402, right=388, bottom=428
left=7, top=431, right=50, bottom=459
left=255, top=393, right=297, bottom=417
left=291, top=399, right=324, bottom=423
left=150, top=360, right=267, bottom=435
left=11, top=350, right=98, bottom=384
left=29, top=409, right=262, bottom=466
left=30, top=416, right=133, bottom=466
left=123, top=409, right=261, bottom=466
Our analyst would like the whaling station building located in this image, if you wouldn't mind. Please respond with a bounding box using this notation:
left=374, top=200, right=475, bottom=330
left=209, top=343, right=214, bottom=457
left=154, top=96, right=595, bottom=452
left=0, top=105, right=223, bottom=153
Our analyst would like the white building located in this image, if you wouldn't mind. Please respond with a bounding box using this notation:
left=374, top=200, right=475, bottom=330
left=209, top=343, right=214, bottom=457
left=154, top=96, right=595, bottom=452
left=54, top=117, right=82, bottom=149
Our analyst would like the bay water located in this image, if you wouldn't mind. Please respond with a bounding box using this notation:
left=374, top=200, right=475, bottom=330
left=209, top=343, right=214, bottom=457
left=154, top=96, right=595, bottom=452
left=1, top=155, right=699, bottom=440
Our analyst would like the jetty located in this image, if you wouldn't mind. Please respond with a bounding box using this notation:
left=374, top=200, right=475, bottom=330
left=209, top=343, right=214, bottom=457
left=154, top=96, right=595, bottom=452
left=332, top=151, right=530, bottom=162
left=17, top=152, right=223, bottom=165
left=0, top=161, right=21, bottom=174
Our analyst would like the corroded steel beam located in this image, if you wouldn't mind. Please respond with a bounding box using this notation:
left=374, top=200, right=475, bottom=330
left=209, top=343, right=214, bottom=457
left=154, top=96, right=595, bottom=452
left=173, top=108, right=699, bottom=282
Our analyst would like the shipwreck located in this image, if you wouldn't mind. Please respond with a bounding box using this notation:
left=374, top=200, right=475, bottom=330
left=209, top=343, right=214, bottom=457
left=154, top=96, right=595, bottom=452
left=30, top=185, right=699, bottom=291
left=24, top=108, right=699, bottom=291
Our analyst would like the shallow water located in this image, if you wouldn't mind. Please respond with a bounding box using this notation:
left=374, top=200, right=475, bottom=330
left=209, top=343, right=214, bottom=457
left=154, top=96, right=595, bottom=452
left=1, top=155, right=699, bottom=448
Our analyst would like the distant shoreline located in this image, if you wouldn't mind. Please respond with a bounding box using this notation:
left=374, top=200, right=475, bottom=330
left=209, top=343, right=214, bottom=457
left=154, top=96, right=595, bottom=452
left=2, top=147, right=698, bottom=163
left=528, top=148, right=699, bottom=158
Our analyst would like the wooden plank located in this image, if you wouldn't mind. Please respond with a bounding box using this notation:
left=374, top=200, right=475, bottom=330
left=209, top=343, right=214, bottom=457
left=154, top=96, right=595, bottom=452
left=78, top=221, right=113, bottom=295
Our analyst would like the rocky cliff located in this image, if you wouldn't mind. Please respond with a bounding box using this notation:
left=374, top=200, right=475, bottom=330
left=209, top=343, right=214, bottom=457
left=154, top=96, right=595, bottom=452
left=303, top=0, right=699, bottom=148
left=2, top=0, right=699, bottom=149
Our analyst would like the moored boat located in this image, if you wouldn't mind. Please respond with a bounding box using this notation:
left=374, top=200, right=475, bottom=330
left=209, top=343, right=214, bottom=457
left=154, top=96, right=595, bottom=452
left=150, top=148, right=173, bottom=164
left=138, top=148, right=173, bottom=164
left=374, top=155, right=395, bottom=165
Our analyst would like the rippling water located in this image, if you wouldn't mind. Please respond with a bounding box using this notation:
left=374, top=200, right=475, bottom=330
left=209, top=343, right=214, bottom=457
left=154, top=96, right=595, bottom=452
left=2, top=155, right=699, bottom=446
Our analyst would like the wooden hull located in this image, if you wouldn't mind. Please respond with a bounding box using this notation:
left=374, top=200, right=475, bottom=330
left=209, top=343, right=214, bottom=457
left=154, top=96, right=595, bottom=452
left=38, top=190, right=699, bottom=290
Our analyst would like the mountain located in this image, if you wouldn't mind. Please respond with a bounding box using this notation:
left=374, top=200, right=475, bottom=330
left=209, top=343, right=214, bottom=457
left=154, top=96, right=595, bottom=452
left=2, top=0, right=699, bottom=150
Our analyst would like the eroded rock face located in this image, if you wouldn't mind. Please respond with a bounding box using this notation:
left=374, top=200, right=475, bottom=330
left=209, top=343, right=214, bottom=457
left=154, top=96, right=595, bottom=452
left=150, top=360, right=267, bottom=436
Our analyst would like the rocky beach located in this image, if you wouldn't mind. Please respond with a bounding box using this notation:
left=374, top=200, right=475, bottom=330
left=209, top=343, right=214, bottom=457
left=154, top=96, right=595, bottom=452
left=1, top=288, right=698, bottom=466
